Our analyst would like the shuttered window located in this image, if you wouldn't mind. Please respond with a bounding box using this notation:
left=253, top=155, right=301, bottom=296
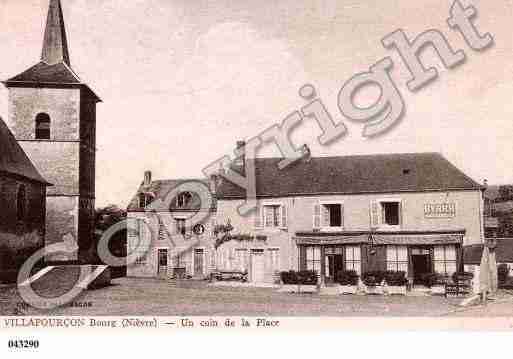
left=258, top=203, right=287, bottom=229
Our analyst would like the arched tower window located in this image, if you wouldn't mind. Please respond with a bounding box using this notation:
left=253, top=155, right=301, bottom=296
left=35, top=113, right=51, bottom=140
left=17, top=185, right=26, bottom=221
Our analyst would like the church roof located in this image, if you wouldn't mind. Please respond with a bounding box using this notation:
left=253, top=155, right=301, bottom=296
left=0, top=118, right=51, bottom=185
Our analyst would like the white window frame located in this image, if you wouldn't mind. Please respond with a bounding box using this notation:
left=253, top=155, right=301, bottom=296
left=260, top=202, right=287, bottom=230
left=376, top=198, right=402, bottom=230
left=319, top=200, right=344, bottom=231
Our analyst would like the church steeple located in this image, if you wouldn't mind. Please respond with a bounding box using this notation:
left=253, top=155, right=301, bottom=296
left=41, top=0, right=70, bottom=66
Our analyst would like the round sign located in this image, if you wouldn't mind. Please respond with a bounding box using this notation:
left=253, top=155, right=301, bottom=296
left=193, top=223, right=205, bottom=235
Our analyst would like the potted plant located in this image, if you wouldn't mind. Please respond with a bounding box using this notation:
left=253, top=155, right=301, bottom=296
left=427, top=272, right=448, bottom=295
left=362, top=271, right=385, bottom=295
left=336, top=270, right=359, bottom=294
left=384, top=271, right=408, bottom=295
left=278, top=270, right=318, bottom=293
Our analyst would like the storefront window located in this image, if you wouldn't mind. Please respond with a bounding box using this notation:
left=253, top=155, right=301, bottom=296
left=434, top=245, right=457, bottom=275
left=345, top=246, right=361, bottom=275
left=386, top=245, right=408, bottom=272
left=306, top=246, right=321, bottom=274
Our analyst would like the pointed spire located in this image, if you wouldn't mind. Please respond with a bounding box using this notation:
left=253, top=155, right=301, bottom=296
left=41, top=0, right=70, bottom=66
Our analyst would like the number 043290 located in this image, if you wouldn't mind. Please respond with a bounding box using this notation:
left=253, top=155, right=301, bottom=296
left=8, top=339, right=40, bottom=349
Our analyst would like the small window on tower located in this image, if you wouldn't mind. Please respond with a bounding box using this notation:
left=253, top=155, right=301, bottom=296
left=35, top=113, right=51, bottom=140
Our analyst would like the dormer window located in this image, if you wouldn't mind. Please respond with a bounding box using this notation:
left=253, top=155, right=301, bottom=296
left=176, top=191, right=193, bottom=208
left=139, top=193, right=152, bottom=208
left=35, top=113, right=51, bottom=140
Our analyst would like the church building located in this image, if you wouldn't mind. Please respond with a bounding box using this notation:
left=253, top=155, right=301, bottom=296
left=2, top=0, right=101, bottom=261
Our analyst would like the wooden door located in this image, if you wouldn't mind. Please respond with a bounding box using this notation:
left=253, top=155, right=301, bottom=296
left=194, top=249, right=204, bottom=276
left=251, top=250, right=265, bottom=283
left=158, top=249, right=168, bottom=276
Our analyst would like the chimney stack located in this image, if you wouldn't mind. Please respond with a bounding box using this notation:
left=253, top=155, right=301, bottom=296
left=144, top=171, right=152, bottom=187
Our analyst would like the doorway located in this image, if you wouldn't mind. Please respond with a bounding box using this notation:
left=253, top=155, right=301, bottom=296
left=194, top=249, right=205, bottom=277
left=157, top=249, right=168, bottom=277
left=326, top=254, right=344, bottom=283
left=250, top=249, right=265, bottom=283
left=412, top=248, right=431, bottom=285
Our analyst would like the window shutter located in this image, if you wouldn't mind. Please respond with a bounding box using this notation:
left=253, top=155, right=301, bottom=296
left=340, top=203, right=345, bottom=228
left=370, top=200, right=380, bottom=228
left=280, top=205, right=288, bottom=228
left=313, top=203, right=321, bottom=229
left=322, top=204, right=330, bottom=227
left=399, top=200, right=404, bottom=227
left=254, top=205, right=262, bottom=228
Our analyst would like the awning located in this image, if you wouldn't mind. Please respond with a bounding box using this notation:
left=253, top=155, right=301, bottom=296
left=295, top=234, right=369, bottom=245
left=371, top=233, right=463, bottom=245
left=295, top=233, right=464, bottom=246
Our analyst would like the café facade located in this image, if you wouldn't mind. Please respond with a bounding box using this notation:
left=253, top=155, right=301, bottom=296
left=214, top=151, right=485, bottom=286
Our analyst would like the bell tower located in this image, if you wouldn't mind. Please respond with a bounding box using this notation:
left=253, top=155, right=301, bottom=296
left=2, top=0, right=101, bottom=261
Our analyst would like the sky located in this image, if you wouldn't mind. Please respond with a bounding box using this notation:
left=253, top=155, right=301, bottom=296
left=0, top=0, right=512, bottom=208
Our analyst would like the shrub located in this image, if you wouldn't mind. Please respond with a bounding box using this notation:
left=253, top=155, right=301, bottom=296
left=336, top=270, right=359, bottom=286
left=420, top=272, right=447, bottom=287
left=362, top=271, right=386, bottom=286
left=452, top=271, right=474, bottom=283
left=384, top=271, right=408, bottom=286
left=498, top=264, right=510, bottom=284
left=280, top=270, right=318, bottom=285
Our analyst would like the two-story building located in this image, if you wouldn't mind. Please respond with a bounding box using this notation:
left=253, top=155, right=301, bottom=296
left=126, top=172, right=217, bottom=278
left=215, top=150, right=484, bottom=286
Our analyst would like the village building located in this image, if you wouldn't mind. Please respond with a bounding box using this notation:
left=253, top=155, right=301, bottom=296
left=127, top=144, right=485, bottom=287
left=0, top=117, right=51, bottom=277
left=2, top=0, right=100, bottom=261
left=126, top=172, right=217, bottom=278
left=214, top=148, right=484, bottom=286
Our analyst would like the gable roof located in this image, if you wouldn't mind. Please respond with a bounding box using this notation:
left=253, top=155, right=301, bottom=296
left=127, top=178, right=216, bottom=212
left=0, top=118, right=50, bottom=185
left=217, top=152, right=482, bottom=199
left=464, top=239, right=513, bottom=264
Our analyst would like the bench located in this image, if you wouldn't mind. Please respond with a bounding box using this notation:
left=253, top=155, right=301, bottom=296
left=211, top=270, right=248, bottom=282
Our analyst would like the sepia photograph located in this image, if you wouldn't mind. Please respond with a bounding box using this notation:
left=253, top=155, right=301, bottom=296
left=1, top=0, right=513, bottom=348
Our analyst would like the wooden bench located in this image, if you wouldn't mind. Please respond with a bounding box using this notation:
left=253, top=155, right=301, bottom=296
left=211, top=270, right=248, bottom=282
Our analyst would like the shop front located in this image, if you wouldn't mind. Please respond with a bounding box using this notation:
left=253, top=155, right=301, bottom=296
left=296, top=231, right=465, bottom=286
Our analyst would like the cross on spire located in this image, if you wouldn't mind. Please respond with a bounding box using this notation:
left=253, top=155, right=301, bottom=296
left=41, top=0, right=70, bottom=66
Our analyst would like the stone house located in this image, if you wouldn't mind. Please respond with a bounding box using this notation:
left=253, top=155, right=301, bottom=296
left=214, top=149, right=484, bottom=286
left=126, top=172, right=217, bottom=278
left=0, top=117, right=51, bottom=274
left=2, top=0, right=100, bottom=261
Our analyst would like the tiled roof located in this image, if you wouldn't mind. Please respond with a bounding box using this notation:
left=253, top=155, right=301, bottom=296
left=5, top=62, right=80, bottom=84
left=127, top=178, right=217, bottom=212
left=3, top=62, right=101, bottom=102
left=0, top=118, right=50, bottom=185
left=464, top=239, right=513, bottom=264
left=217, top=153, right=482, bottom=199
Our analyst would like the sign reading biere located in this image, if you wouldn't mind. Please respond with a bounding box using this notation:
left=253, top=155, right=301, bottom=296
left=424, top=202, right=456, bottom=218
